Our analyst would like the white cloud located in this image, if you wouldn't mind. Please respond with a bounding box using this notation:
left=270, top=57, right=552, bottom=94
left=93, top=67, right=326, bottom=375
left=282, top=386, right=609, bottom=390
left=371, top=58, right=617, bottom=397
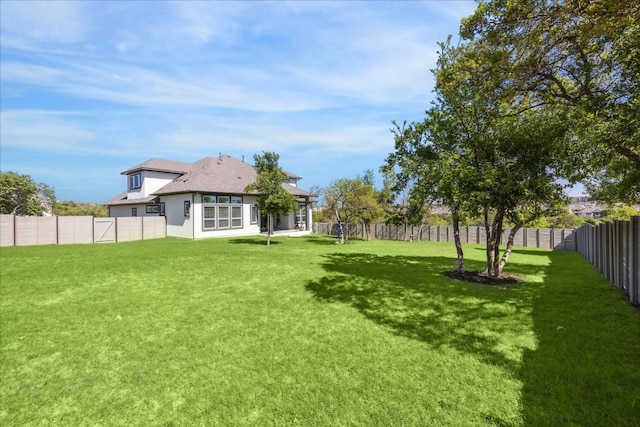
left=0, top=110, right=96, bottom=151
left=0, top=1, right=479, bottom=201
left=0, top=110, right=151, bottom=158
left=1, top=1, right=473, bottom=111
left=0, top=0, right=90, bottom=44
left=166, top=1, right=249, bottom=45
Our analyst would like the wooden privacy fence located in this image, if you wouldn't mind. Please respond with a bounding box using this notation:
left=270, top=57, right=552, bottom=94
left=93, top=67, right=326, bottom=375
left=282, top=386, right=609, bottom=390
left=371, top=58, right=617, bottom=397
left=313, top=222, right=576, bottom=250
left=0, top=215, right=166, bottom=247
left=575, top=216, right=640, bottom=305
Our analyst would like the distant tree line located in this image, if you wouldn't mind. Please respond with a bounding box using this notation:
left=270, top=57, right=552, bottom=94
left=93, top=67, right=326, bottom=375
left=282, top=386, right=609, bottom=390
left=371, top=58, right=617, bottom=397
left=0, top=171, right=107, bottom=217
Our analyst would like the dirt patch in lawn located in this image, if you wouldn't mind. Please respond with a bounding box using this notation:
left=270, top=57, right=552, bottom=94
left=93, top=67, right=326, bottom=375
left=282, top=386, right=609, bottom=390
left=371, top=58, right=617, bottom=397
left=444, top=270, right=524, bottom=285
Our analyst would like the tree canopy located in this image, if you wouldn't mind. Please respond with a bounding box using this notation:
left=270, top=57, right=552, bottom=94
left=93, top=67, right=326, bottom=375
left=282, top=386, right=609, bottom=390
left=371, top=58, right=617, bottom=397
left=385, top=37, right=574, bottom=277
left=460, top=0, right=640, bottom=203
left=0, top=171, right=55, bottom=216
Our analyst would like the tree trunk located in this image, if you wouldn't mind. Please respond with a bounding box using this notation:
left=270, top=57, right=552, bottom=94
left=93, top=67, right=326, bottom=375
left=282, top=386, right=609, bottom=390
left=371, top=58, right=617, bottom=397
left=497, top=223, right=522, bottom=276
left=484, top=211, right=493, bottom=275
left=497, top=213, right=539, bottom=276
left=485, top=209, right=505, bottom=277
left=452, top=210, right=465, bottom=272
left=267, top=214, right=272, bottom=246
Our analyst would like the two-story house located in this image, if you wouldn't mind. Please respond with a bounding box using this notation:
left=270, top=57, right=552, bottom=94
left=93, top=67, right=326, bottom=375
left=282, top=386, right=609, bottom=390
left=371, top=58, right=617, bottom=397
left=106, top=155, right=313, bottom=239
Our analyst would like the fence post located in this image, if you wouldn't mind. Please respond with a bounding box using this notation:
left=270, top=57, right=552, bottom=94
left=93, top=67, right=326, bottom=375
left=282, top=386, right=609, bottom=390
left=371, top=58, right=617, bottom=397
left=631, top=216, right=639, bottom=304
left=616, top=220, right=623, bottom=289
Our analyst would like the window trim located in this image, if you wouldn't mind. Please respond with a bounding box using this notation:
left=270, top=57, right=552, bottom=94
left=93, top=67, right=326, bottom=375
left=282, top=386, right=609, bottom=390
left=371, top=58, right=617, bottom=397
left=295, top=204, right=307, bottom=224
left=250, top=205, right=259, bottom=224
left=129, top=173, right=141, bottom=190
left=203, top=205, right=216, bottom=230
left=201, top=197, right=244, bottom=231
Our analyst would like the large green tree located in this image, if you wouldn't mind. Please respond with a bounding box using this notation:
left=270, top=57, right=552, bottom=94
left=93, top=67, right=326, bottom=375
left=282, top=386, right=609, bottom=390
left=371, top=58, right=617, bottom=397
left=460, top=0, right=640, bottom=203
left=244, top=152, right=298, bottom=246
left=0, top=171, right=55, bottom=216
left=386, top=39, right=573, bottom=277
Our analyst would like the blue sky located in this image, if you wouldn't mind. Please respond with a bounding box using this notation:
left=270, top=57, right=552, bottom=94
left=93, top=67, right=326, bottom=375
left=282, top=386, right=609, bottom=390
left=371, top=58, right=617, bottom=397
left=1, top=0, right=584, bottom=203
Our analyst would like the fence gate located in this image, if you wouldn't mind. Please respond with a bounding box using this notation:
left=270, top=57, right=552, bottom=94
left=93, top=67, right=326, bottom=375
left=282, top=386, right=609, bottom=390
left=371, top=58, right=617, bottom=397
left=94, top=218, right=116, bottom=243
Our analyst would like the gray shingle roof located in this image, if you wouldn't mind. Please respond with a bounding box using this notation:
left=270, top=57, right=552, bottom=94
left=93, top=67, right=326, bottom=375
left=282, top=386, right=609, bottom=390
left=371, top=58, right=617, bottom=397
left=108, top=155, right=311, bottom=205
left=155, top=155, right=311, bottom=196
left=104, top=191, right=158, bottom=206
left=121, top=158, right=191, bottom=175
left=154, top=156, right=257, bottom=195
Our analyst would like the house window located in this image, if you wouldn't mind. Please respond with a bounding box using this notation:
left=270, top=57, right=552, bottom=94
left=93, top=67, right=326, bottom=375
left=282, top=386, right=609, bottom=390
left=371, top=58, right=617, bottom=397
left=184, top=201, right=191, bottom=218
left=203, top=195, right=217, bottom=203
left=231, top=206, right=242, bottom=228
left=201, top=196, right=244, bottom=231
left=146, top=205, right=160, bottom=214
left=203, top=206, right=216, bottom=229
left=159, top=202, right=165, bottom=216
left=132, top=207, right=137, bottom=217
left=218, top=206, right=230, bottom=228
left=250, top=205, right=258, bottom=224
left=129, top=173, right=141, bottom=190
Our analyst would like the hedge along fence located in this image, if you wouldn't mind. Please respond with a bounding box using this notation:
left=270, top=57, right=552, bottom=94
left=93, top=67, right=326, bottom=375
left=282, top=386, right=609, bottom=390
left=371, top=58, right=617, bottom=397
left=0, top=215, right=166, bottom=247
left=575, top=216, right=640, bottom=305
left=313, top=222, right=577, bottom=250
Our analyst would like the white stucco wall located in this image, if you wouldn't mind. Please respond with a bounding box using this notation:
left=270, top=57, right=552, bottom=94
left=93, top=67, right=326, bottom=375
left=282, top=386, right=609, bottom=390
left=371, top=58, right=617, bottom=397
left=127, top=171, right=181, bottom=200
left=162, top=194, right=194, bottom=239
left=109, top=204, right=146, bottom=217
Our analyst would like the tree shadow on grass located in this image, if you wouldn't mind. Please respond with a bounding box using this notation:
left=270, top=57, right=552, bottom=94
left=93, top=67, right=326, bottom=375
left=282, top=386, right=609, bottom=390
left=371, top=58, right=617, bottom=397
left=227, top=237, right=282, bottom=245
left=301, top=235, right=342, bottom=246
left=519, top=251, right=640, bottom=426
left=306, top=250, right=640, bottom=425
left=306, top=252, right=545, bottom=374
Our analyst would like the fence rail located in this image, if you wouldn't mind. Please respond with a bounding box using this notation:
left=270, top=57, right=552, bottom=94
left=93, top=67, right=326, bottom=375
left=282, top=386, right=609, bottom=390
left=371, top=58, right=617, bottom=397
left=313, top=222, right=576, bottom=250
left=575, top=216, right=639, bottom=305
left=0, top=215, right=166, bottom=247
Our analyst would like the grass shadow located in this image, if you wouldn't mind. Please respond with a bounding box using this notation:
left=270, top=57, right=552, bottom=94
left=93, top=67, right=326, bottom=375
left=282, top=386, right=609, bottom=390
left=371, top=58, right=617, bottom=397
left=227, top=237, right=282, bottom=245
left=519, top=251, right=640, bottom=426
left=301, top=235, right=342, bottom=245
left=306, top=249, right=640, bottom=424
left=469, top=246, right=551, bottom=257
left=306, top=252, right=543, bottom=374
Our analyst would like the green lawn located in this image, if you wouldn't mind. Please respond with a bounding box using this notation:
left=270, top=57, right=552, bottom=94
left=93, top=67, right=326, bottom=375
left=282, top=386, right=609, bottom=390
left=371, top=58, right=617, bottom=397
left=1, top=235, right=639, bottom=426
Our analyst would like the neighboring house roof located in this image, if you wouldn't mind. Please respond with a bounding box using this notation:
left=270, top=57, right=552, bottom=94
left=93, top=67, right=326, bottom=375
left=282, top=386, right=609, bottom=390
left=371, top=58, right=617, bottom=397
left=107, top=155, right=311, bottom=205
left=121, top=158, right=191, bottom=175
